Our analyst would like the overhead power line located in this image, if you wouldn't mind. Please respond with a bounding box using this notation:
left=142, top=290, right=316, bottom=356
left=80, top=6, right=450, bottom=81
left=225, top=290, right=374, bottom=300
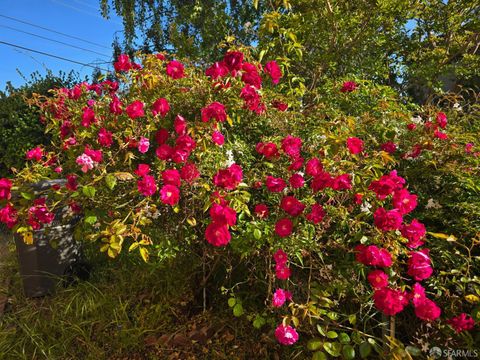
left=0, top=40, right=110, bottom=72
left=0, top=14, right=110, bottom=49
left=0, top=24, right=111, bottom=58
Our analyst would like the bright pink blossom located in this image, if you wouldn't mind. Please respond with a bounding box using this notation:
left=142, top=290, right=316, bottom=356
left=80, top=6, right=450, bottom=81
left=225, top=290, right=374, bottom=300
left=174, top=115, right=187, bottom=135
left=0, top=178, right=12, bottom=200
left=407, top=249, right=433, bottom=281
left=392, top=189, right=417, bottom=215
left=212, top=131, right=225, bottom=146
left=109, top=96, right=123, bottom=115
left=205, top=61, right=228, bottom=79
left=264, top=60, right=282, bottom=84
left=355, top=244, right=392, bottom=267
left=151, top=98, right=170, bottom=118
left=138, top=137, right=150, bottom=154
left=368, top=170, right=406, bottom=199
left=436, top=112, right=447, bottom=128
left=180, top=163, right=200, bottom=184
left=166, top=60, right=185, bottom=79
left=162, top=169, right=181, bottom=187
left=281, top=135, right=302, bottom=158
left=98, top=128, right=113, bottom=147
left=213, top=164, right=243, bottom=190
left=272, top=288, right=292, bottom=307
left=160, top=184, right=180, bottom=205
left=415, top=298, right=441, bottom=321
left=401, top=219, right=426, bottom=249
left=205, top=222, right=231, bottom=247
left=265, top=176, right=286, bottom=193
left=0, top=203, right=18, bottom=228
left=76, top=154, right=94, bottom=173
left=275, top=263, right=291, bottom=280
left=202, top=102, right=227, bottom=123
left=275, top=325, right=298, bottom=346
left=340, top=81, right=358, bottom=92
left=306, top=158, right=323, bottom=177
left=210, top=203, right=236, bottom=226
left=273, top=249, right=288, bottom=265
left=223, top=51, right=244, bottom=72
left=134, top=164, right=150, bottom=177
left=114, top=54, right=132, bottom=72
left=137, top=175, right=157, bottom=196
left=347, top=137, right=364, bottom=154
left=373, top=287, right=408, bottom=316
left=125, top=100, right=145, bottom=119
left=368, top=270, right=389, bottom=289
left=448, top=313, right=476, bottom=333
left=289, top=173, right=304, bottom=188
left=81, top=107, right=96, bottom=127
left=26, top=147, right=43, bottom=162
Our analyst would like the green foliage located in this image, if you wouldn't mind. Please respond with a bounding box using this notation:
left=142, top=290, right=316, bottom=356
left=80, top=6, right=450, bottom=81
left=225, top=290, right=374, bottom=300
left=0, top=71, right=81, bottom=177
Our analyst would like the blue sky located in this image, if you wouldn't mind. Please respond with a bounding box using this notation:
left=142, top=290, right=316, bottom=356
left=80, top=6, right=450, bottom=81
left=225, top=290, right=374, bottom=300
left=0, top=0, right=124, bottom=89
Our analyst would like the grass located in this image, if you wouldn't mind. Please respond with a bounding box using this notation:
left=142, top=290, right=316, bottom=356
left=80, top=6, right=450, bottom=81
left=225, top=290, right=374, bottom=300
left=0, top=245, right=282, bottom=360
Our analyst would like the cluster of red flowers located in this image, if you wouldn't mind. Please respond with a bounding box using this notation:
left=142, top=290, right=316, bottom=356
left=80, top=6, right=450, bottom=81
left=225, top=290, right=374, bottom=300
left=355, top=170, right=442, bottom=321
left=271, top=249, right=298, bottom=345
left=205, top=51, right=283, bottom=114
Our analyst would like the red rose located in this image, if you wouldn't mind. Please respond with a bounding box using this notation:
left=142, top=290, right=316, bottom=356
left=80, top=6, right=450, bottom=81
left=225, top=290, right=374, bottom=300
left=346, top=137, right=364, bottom=154
left=81, top=106, right=96, bottom=127
left=114, top=54, right=132, bottom=72
left=306, top=204, right=325, bottom=224
left=213, top=164, right=243, bottom=190
left=264, top=60, right=282, bottom=84
left=98, top=128, right=113, bottom=148
left=174, top=115, right=187, bottom=135
left=206, top=61, right=229, bottom=79
left=155, top=128, right=170, bottom=145
left=368, top=270, right=389, bottom=289
left=340, top=81, right=358, bottom=93
left=109, top=96, right=123, bottom=115
left=447, top=313, right=476, bottom=333
left=407, top=249, right=433, bottom=281
left=275, top=218, right=293, bottom=237
left=0, top=203, right=18, bottom=228
left=211, top=131, right=225, bottom=146
left=289, top=173, right=304, bottom=188
left=280, top=196, right=305, bottom=217
left=65, top=174, right=78, bottom=191
left=137, top=175, right=157, bottom=197
left=401, top=219, right=426, bottom=249
left=162, top=169, right=181, bottom=186
left=156, top=144, right=173, bottom=161
left=373, top=287, right=408, bottom=316
left=374, top=207, right=403, bottom=232
left=306, top=158, right=323, bottom=177
left=281, top=135, right=302, bottom=158
left=210, top=203, right=236, bottom=226
left=265, top=176, right=286, bottom=193
left=392, top=189, right=417, bottom=215
left=0, top=178, right=12, bottom=200
left=201, top=102, right=227, bottom=122
left=151, top=98, right=170, bottom=117
left=166, top=60, right=185, bottom=79
left=311, top=172, right=333, bottom=192
left=160, top=184, right=180, bottom=205
left=125, top=100, right=145, bottom=119
left=223, top=51, right=244, bottom=72
left=414, top=298, right=441, bottom=322
left=436, top=112, right=447, bottom=128
left=205, top=222, right=231, bottom=246
left=134, top=164, right=150, bottom=177
left=254, top=204, right=269, bottom=218
left=381, top=141, right=397, bottom=154
left=180, top=163, right=200, bottom=184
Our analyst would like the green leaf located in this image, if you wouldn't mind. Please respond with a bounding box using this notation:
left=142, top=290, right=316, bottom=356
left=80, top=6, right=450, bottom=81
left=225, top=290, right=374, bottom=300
left=253, top=228, right=262, bottom=240
left=105, top=173, right=117, bottom=190
left=21, top=192, right=34, bottom=200
left=326, top=331, right=338, bottom=339
left=307, top=338, right=323, bottom=351
left=82, top=185, right=96, bottom=198
left=338, top=333, right=350, bottom=344
left=342, top=345, right=355, bottom=360
left=228, top=298, right=236, bottom=308
left=348, top=314, right=356, bottom=325
left=233, top=303, right=244, bottom=317
left=359, top=342, right=372, bottom=358
left=312, top=351, right=328, bottom=360
left=317, top=324, right=326, bottom=336
left=252, top=315, right=266, bottom=329
left=84, top=215, right=97, bottom=225
left=323, top=342, right=341, bottom=357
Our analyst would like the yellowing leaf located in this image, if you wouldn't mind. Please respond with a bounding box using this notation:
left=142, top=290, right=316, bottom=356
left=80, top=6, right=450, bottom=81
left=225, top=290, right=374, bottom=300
left=140, top=247, right=149, bottom=262
left=22, top=231, right=33, bottom=245
left=428, top=232, right=457, bottom=241
left=129, top=242, right=139, bottom=252
left=465, top=294, right=480, bottom=304
left=187, top=217, right=197, bottom=226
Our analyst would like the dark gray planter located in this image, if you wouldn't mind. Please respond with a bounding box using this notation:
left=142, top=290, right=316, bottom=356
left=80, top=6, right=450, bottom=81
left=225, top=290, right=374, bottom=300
left=14, top=179, right=83, bottom=297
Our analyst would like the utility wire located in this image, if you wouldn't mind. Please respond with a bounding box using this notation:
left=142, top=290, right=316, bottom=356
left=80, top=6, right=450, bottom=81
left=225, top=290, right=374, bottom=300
left=50, top=0, right=122, bottom=25
left=0, top=40, right=110, bottom=72
left=0, top=14, right=111, bottom=49
left=0, top=24, right=111, bottom=58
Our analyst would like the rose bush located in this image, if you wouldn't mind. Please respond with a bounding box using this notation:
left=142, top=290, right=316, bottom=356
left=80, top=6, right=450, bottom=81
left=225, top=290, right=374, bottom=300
left=1, top=49, right=478, bottom=358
